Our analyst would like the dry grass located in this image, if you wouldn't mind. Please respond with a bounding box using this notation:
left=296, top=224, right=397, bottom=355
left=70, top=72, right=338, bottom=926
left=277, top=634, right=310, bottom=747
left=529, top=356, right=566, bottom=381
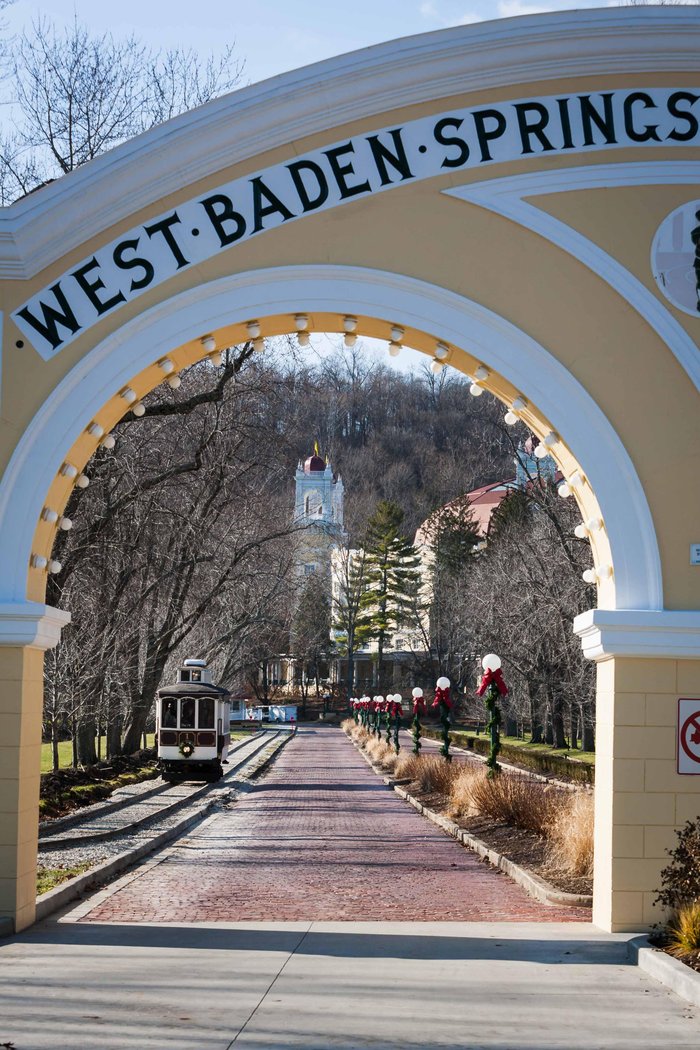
left=448, top=764, right=571, bottom=837
left=393, top=753, right=457, bottom=795
left=395, top=753, right=424, bottom=781
left=546, top=790, right=595, bottom=877
left=666, top=902, right=700, bottom=963
left=448, top=766, right=484, bottom=819
left=367, top=738, right=398, bottom=772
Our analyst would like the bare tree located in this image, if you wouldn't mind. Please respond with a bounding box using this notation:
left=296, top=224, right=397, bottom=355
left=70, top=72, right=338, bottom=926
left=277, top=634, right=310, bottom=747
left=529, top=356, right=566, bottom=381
left=0, top=16, right=243, bottom=202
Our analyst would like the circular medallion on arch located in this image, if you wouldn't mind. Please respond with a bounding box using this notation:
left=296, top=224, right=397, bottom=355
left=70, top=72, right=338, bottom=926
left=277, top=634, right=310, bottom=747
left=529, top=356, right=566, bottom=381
left=651, top=200, right=700, bottom=317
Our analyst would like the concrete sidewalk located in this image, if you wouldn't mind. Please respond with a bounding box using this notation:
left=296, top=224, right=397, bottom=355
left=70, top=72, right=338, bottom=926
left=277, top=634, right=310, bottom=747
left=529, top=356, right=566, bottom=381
left=2, top=918, right=698, bottom=1049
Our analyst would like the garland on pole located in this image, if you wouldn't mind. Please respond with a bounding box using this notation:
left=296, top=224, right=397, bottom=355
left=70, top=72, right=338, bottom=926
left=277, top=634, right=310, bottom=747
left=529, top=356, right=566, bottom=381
left=391, top=694, right=403, bottom=755
left=384, top=697, right=392, bottom=746
left=432, top=676, right=452, bottom=762
left=411, top=687, right=426, bottom=755
left=476, top=655, right=508, bottom=778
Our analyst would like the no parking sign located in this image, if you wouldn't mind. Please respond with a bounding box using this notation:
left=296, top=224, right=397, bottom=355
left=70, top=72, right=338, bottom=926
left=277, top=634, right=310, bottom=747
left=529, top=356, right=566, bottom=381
left=678, top=699, right=700, bottom=775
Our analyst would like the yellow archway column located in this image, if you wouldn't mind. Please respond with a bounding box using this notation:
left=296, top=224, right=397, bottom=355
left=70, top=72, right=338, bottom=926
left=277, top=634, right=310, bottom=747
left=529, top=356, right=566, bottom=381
left=576, top=610, right=700, bottom=932
left=0, top=604, right=70, bottom=932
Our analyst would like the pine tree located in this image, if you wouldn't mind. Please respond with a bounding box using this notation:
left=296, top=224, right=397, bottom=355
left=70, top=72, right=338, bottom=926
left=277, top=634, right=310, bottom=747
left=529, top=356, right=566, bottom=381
left=291, top=575, right=332, bottom=715
left=332, top=548, right=372, bottom=698
left=358, top=501, right=423, bottom=687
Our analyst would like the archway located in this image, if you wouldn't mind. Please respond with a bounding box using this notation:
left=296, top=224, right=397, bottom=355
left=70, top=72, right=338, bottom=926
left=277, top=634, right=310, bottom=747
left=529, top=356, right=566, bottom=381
left=1, top=7, right=699, bottom=933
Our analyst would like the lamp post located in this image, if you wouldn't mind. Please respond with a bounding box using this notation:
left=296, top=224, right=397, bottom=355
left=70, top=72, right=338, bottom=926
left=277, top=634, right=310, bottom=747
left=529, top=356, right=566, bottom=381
left=411, top=687, right=426, bottom=755
left=432, top=676, right=453, bottom=761
left=476, top=654, right=508, bottom=777
left=391, top=693, right=403, bottom=755
left=374, top=696, right=384, bottom=739
left=384, top=697, right=393, bottom=747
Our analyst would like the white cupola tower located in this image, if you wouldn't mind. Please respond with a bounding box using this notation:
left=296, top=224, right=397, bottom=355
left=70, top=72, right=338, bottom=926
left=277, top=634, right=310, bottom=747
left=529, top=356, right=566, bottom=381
left=293, top=446, right=345, bottom=580
left=294, top=447, right=344, bottom=530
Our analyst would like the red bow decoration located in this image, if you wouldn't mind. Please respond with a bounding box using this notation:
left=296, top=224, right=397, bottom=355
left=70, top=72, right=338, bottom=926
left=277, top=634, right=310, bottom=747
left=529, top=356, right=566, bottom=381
left=390, top=700, right=403, bottom=717
left=432, top=686, right=452, bottom=709
left=477, top=668, right=508, bottom=697
left=412, top=696, right=427, bottom=715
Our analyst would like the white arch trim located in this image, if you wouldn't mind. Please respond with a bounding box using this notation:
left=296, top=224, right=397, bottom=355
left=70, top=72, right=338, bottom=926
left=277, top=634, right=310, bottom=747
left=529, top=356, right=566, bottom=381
left=446, top=162, right=700, bottom=392
left=0, top=265, right=662, bottom=613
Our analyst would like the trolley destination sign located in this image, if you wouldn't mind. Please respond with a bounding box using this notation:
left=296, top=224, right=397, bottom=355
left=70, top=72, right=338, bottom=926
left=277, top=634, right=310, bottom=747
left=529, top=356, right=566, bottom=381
left=13, top=86, right=700, bottom=359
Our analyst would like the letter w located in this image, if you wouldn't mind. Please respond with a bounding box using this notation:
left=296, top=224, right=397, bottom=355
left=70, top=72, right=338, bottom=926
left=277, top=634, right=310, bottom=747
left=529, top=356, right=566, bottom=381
left=16, top=282, right=81, bottom=351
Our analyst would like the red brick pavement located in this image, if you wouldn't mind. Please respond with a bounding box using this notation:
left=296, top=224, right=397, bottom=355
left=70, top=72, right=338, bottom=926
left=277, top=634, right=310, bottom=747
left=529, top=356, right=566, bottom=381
left=82, top=727, right=591, bottom=923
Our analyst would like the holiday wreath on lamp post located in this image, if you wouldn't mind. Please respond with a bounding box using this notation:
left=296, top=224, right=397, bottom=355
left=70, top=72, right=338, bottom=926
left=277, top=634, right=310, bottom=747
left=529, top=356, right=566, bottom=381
left=432, top=676, right=452, bottom=762
left=411, top=687, right=427, bottom=754
left=476, top=653, right=508, bottom=777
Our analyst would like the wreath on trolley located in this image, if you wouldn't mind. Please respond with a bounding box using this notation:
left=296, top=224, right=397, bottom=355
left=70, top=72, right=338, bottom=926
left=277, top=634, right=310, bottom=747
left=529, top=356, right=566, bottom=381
left=178, top=738, right=196, bottom=758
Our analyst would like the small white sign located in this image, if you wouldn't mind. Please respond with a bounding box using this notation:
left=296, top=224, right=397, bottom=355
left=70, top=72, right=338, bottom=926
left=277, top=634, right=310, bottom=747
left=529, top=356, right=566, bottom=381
left=691, top=544, right=700, bottom=565
left=678, top=698, right=700, bottom=775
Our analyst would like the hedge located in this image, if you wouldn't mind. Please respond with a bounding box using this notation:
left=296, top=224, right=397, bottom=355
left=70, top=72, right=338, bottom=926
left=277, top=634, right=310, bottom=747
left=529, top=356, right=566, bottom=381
left=421, top=727, right=595, bottom=785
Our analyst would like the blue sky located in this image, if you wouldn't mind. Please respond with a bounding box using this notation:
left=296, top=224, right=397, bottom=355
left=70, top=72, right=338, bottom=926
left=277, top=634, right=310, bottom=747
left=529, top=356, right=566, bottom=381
left=4, top=0, right=625, bottom=86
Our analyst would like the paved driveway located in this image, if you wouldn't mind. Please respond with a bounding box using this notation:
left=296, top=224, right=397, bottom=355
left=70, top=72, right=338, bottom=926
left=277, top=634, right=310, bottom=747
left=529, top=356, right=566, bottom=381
left=77, top=726, right=589, bottom=923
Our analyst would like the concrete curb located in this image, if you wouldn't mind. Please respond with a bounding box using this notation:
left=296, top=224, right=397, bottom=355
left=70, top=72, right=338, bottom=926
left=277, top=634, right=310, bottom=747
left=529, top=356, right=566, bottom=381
left=35, top=800, right=216, bottom=922
left=627, top=935, right=700, bottom=1008
left=393, top=785, right=591, bottom=909
left=349, top=731, right=591, bottom=909
left=32, top=731, right=294, bottom=926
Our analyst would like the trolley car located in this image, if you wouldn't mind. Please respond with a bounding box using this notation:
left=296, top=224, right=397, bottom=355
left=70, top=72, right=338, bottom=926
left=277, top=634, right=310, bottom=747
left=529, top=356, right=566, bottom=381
left=156, top=658, right=230, bottom=781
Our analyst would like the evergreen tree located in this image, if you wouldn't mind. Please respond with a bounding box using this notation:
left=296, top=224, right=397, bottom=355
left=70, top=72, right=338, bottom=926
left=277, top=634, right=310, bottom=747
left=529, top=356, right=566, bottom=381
left=332, top=548, right=372, bottom=699
left=428, top=504, right=481, bottom=690
left=291, top=575, right=332, bottom=714
left=358, top=501, right=423, bottom=687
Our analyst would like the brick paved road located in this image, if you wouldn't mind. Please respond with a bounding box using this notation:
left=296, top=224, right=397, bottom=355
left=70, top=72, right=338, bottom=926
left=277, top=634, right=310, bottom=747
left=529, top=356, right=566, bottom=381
left=81, top=727, right=590, bottom=923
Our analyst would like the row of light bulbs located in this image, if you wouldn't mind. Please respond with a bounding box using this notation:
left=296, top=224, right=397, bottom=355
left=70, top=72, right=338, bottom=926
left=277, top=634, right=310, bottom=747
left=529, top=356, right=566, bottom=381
left=469, top=380, right=613, bottom=586
left=32, top=325, right=612, bottom=589
left=31, top=347, right=195, bottom=572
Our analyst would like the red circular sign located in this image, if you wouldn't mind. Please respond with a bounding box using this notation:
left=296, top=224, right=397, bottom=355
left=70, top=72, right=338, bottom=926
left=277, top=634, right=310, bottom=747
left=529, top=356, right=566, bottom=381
left=680, top=712, right=700, bottom=764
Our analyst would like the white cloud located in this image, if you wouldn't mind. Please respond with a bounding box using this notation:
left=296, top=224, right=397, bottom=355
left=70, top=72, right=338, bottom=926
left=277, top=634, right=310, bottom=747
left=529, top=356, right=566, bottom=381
left=456, top=12, right=485, bottom=23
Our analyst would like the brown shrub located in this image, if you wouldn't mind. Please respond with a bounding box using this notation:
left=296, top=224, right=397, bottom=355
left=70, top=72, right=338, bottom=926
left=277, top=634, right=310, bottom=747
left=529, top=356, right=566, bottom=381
left=351, top=725, right=370, bottom=747
left=447, top=765, right=566, bottom=836
left=395, top=753, right=424, bottom=781
left=666, top=902, right=700, bottom=963
left=448, top=766, right=484, bottom=819
left=546, top=790, right=594, bottom=877
left=410, top=754, right=458, bottom=795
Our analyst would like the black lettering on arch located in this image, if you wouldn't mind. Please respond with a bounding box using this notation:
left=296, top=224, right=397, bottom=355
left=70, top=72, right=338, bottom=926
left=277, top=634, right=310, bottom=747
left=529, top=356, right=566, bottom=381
left=578, top=93, right=618, bottom=147
left=16, top=283, right=81, bottom=352
left=513, top=102, right=555, bottom=154
left=250, top=176, right=295, bottom=233
left=366, top=128, right=414, bottom=186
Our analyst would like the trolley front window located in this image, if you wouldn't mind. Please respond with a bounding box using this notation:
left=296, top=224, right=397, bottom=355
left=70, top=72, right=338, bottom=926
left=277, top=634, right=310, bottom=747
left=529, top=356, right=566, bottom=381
left=180, top=697, right=196, bottom=729
left=198, top=697, right=215, bottom=728
left=161, top=699, right=178, bottom=728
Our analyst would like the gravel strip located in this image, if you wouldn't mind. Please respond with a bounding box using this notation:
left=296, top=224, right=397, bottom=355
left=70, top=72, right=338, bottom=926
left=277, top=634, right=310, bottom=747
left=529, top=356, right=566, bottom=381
left=37, top=733, right=286, bottom=870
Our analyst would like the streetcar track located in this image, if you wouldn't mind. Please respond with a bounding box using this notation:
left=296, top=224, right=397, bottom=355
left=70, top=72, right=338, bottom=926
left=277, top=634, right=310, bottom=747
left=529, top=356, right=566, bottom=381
left=39, top=730, right=283, bottom=852
left=38, top=731, right=265, bottom=840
